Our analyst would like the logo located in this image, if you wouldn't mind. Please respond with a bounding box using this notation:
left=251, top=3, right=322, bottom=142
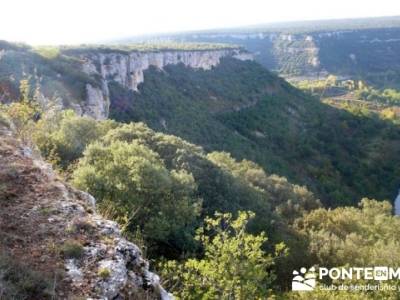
left=292, top=267, right=317, bottom=291
left=291, top=266, right=400, bottom=292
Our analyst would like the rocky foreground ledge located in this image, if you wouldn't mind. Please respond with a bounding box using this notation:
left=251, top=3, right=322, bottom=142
left=0, top=124, right=172, bottom=299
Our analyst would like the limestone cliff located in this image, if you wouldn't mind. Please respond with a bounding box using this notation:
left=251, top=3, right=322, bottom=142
left=0, top=121, right=172, bottom=299
left=81, top=48, right=252, bottom=92
left=76, top=48, right=252, bottom=119
left=0, top=41, right=252, bottom=121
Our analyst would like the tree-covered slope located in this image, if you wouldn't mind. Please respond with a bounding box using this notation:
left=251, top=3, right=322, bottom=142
left=0, top=41, right=101, bottom=106
left=109, top=57, right=400, bottom=206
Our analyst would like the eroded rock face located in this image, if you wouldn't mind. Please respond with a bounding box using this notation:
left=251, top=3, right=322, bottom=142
left=84, top=83, right=110, bottom=120
left=77, top=48, right=252, bottom=119
left=82, top=49, right=252, bottom=92
left=0, top=124, right=173, bottom=299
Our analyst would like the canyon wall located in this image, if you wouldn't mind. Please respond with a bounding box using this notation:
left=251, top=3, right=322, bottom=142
left=165, top=27, right=400, bottom=79
left=0, top=42, right=252, bottom=120
left=76, top=49, right=252, bottom=119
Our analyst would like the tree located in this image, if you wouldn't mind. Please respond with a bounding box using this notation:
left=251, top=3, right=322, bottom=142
left=33, top=111, right=118, bottom=168
left=19, top=79, right=31, bottom=103
left=72, top=140, right=201, bottom=255
left=159, top=211, right=286, bottom=300
left=295, top=198, right=400, bottom=267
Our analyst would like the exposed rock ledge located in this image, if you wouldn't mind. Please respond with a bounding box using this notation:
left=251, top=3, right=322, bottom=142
left=0, top=124, right=172, bottom=299
left=82, top=48, right=253, bottom=92
left=78, top=48, right=253, bottom=119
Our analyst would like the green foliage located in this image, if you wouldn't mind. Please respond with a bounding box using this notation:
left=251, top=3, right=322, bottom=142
left=40, top=118, right=316, bottom=260
left=159, top=211, right=285, bottom=299
left=0, top=108, right=11, bottom=128
left=284, top=289, right=376, bottom=300
left=60, top=42, right=238, bottom=56
left=295, top=198, right=400, bottom=267
left=33, top=110, right=118, bottom=168
left=60, top=240, right=85, bottom=259
left=0, top=42, right=101, bottom=106
left=98, top=268, right=111, bottom=279
left=280, top=198, right=400, bottom=299
left=0, top=252, right=53, bottom=299
left=34, top=46, right=61, bottom=59
left=1, top=82, right=41, bottom=143
left=109, top=58, right=400, bottom=206
left=72, top=137, right=201, bottom=254
left=356, top=87, right=400, bottom=105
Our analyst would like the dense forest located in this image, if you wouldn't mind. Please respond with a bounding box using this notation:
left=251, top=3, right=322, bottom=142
left=2, top=84, right=400, bottom=298
left=1, top=32, right=400, bottom=298
left=108, top=58, right=400, bottom=207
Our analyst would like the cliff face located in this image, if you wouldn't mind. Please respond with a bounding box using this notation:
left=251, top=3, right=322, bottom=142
left=81, top=49, right=252, bottom=92
left=76, top=49, right=252, bottom=119
left=0, top=122, right=172, bottom=299
left=0, top=42, right=252, bottom=120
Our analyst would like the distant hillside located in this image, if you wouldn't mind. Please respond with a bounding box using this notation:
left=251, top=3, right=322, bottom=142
left=119, top=16, right=400, bottom=86
left=0, top=41, right=247, bottom=119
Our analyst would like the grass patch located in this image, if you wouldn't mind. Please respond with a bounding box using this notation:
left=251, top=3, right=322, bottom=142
left=0, top=252, right=53, bottom=299
left=98, top=267, right=111, bottom=279
left=60, top=241, right=84, bottom=259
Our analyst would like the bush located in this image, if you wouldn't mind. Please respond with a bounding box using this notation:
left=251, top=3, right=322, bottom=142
left=158, top=211, right=286, bottom=300
left=60, top=241, right=85, bottom=259
left=0, top=252, right=52, bottom=299
left=33, top=110, right=119, bottom=168
left=72, top=139, right=201, bottom=255
left=98, top=268, right=111, bottom=279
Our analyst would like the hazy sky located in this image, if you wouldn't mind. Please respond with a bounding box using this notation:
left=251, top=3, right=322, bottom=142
left=1, top=0, right=400, bottom=45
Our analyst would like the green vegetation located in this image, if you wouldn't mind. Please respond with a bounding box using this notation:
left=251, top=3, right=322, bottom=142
left=169, top=18, right=400, bottom=80
left=33, top=110, right=118, bottom=168
left=60, top=42, right=239, bottom=56
left=0, top=251, right=53, bottom=299
left=72, top=137, right=201, bottom=254
left=60, top=240, right=85, bottom=259
left=31, top=113, right=318, bottom=257
left=296, top=198, right=400, bottom=267
left=0, top=109, right=10, bottom=128
left=2, top=94, right=400, bottom=298
left=98, top=268, right=111, bottom=280
left=159, top=211, right=285, bottom=299
left=282, top=198, right=400, bottom=299
left=2, top=41, right=400, bottom=298
left=109, top=58, right=400, bottom=206
left=34, top=46, right=61, bottom=59
left=0, top=41, right=100, bottom=108
left=356, top=87, right=400, bottom=105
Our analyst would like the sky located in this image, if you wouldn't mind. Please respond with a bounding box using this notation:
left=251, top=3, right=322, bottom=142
left=1, top=0, right=400, bottom=45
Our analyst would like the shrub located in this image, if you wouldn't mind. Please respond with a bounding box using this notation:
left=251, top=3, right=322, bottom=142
left=98, top=268, right=111, bottom=279
left=60, top=241, right=85, bottom=259
left=158, top=211, right=287, bottom=300
left=0, top=252, right=52, bottom=299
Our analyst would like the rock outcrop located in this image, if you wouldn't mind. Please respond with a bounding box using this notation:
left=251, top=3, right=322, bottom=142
left=0, top=122, right=172, bottom=299
left=0, top=41, right=252, bottom=121
left=76, top=48, right=252, bottom=119
left=81, top=48, right=252, bottom=92
left=84, top=83, right=110, bottom=120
